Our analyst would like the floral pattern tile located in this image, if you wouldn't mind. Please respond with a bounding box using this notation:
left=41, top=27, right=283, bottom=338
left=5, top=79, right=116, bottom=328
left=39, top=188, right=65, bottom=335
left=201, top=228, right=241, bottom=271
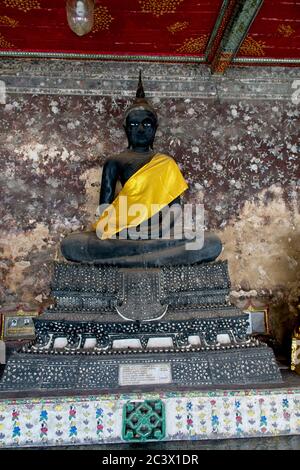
left=4, top=389, right=297, bottom=447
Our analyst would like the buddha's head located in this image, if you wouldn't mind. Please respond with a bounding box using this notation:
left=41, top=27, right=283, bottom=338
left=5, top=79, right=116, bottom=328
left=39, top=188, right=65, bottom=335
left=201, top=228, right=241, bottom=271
left=124, top=72, right=158, bottom=152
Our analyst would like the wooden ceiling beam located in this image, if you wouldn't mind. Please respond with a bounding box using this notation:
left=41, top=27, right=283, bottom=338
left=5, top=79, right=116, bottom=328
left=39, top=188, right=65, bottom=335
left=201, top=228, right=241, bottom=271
left=207, top=0, right=264, bottom=74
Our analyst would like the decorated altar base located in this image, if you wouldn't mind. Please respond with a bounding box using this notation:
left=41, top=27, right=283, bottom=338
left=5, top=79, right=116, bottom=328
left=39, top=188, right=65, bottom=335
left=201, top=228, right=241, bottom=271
left=1, top=385, right=300, bottom=447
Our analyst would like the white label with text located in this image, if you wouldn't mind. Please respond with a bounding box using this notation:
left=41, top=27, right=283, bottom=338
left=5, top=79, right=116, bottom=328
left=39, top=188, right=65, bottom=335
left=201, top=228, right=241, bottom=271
left=119, top=363, right=172, bottom=386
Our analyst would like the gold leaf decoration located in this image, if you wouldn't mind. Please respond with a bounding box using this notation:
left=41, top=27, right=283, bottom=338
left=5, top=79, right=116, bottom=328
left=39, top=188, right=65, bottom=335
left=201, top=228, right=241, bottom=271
left=167, top=21, right=189, bottom=34
left=92, top=5, right=114, bottom=32
left=4, top=0, right=40, bottom=12
left=0, top=33, right=14, bottom=48
left=139, top=0, right=184, bottom=17
left=239, top=36, right=266, bottom=56
left=176, top=35, right=208, bottom=54
left=0, top=15, right=18, bottom=27
left=277, top=24, right=295, bottom=38
left=212, top=52, right=233, bottom=74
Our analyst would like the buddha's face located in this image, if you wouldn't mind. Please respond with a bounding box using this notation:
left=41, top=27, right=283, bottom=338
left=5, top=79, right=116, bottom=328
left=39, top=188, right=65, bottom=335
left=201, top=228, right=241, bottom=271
left=125, top=109, right=157, bottom=152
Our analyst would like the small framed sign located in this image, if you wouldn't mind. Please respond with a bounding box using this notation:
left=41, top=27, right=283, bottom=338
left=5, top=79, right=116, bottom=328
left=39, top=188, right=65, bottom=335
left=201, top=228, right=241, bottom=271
left=0, top=340, right=5, bottom=364
left=244, top=305, right=270, bottom=335
left=291, top=325, right=300, bottom=374
left=1, top=309, right=39, bottom=341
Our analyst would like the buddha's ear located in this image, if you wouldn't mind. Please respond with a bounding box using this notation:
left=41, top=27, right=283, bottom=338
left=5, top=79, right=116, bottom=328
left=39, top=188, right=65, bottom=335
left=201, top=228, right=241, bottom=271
left=149, top=122, right=158, bottom=149
left=123, top=124, right=132, bottom=149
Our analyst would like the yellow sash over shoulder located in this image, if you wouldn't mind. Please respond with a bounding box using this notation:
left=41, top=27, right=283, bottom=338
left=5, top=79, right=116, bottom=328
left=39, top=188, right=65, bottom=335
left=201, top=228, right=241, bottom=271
left=93, top=153, right=188, bottom=240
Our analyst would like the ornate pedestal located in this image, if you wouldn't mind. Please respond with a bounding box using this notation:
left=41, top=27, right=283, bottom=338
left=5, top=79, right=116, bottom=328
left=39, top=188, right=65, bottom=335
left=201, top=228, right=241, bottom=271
left=0, top=261, right=282, bottom=391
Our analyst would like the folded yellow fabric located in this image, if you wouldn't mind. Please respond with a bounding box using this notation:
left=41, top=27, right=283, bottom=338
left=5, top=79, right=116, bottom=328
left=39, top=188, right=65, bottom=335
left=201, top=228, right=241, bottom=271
left=93, top=153, right=188, bottom=239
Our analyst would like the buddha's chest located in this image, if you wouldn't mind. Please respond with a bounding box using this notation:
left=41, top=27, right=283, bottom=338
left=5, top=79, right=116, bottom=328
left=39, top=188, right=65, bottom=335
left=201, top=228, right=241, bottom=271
left=118, top=154, right=154, bottom=185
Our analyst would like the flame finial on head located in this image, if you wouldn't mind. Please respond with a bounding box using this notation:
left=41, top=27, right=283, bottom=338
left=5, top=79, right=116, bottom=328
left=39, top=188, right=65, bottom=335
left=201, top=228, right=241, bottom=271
left=136, top=70, right=145, bottom=99
left=123, top=71, right=157, bottom=124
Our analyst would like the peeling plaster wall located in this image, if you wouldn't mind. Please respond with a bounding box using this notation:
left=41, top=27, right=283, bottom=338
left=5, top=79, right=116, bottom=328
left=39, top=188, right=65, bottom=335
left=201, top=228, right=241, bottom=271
left=0, top=62, right=299, bottom=351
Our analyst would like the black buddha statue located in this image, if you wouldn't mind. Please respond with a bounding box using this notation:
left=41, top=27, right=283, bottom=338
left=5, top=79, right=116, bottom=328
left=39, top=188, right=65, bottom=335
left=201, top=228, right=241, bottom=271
left=61, top=73, right=222, bottom=267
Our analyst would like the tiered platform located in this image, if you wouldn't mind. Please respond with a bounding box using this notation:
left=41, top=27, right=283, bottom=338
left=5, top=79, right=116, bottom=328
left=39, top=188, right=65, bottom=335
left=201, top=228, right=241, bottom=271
left=0, top=261, right=282, bottom=390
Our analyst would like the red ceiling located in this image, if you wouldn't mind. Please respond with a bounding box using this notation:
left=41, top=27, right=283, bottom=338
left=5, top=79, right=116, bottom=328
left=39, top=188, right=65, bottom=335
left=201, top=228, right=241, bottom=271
left=0, top=0, right=222, bottom=57
left=0, top=0, right=299, bottom=62
left=238, top=0, right=300, bottom=60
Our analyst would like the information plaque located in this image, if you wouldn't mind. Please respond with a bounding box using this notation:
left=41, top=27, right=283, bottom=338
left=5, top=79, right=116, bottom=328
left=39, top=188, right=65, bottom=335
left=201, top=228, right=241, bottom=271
left=119, top=363, right=172, bottom=386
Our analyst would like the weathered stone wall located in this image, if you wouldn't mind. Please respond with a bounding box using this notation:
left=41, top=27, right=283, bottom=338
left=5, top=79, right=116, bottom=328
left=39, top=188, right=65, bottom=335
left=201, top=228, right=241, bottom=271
left=0, top=60, right=299, bottom=351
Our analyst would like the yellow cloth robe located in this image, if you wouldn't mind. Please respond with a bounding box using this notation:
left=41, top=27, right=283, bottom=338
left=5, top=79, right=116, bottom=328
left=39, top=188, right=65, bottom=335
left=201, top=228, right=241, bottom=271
left=93, top=153, right=188, bottom=239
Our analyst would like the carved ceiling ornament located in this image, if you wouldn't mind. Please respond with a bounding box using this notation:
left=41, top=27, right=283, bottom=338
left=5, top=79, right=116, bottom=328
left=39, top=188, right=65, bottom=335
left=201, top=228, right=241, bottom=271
left=0, top=15, right=18, bottom=27
left=167, top=21, right=189, bottom=34
left=139, top=0, right=185, bottom=18
left=0, top=32, right=14, bottom=48
left=277, top=24, right=295, bottom=38
left=92, top=5, right=114, bottom=33
left=3, top=0, right=41, bottom=13
left=177, top=35, right=208, bottom=54
left=239, top=36, right=266, bottom=57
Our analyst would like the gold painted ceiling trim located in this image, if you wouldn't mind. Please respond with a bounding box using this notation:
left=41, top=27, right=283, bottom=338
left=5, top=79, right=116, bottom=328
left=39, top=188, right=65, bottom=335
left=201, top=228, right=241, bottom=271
left=234, top=57, right=300, bottom=64
left=0, top=51, right=206, bottom=62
